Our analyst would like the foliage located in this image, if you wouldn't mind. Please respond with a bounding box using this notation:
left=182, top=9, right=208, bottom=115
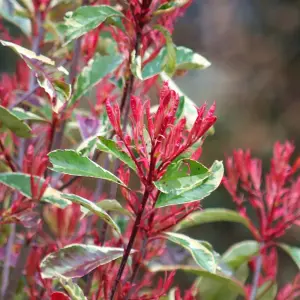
left=0, top=0, right=299, bottom=299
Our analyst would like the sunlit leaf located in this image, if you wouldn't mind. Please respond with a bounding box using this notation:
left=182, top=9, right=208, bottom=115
left=154, top=159, right=209, bottom=194
left=96, top=137, right=136, bottom=171
left=40, top=244, right=133, bottom=278
left=174, top=208, right=252, bottom=232
left=48, top=150, right=126, bottom=186
left=71, top=53, right=124, bottom=105
left=57, top=274, right=87, bottom=300
left=164, top=232, right=216, bottom=273
left=0, top=173, right=70, bottom=208
left=63, top=5, right=124, bottom=45
left=61, top=193, right=120, bottom=234
left=154, top=0, right=190, bottom=15
left=0, top=105, right=31, bottom=138
left=130, top=49, right=143, bottom=80
left=155, top=160, right=223, bottom=207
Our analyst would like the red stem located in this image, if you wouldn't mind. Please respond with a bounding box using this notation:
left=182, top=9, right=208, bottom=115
left=0, top=139, right=17, bottom=172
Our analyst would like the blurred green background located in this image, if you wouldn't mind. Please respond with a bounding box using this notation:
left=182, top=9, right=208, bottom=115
left=1, top=0, right=300, bottom=292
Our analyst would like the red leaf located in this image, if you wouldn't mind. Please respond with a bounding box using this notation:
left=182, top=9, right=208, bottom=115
left=51, top=292, right=71, bottom=300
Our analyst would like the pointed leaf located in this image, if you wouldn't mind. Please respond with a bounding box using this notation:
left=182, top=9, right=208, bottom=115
left=0, top=105, right=32, bottom=138
left=278, top=243, right=300, bottom=269
left=61, top=193, right=120, bottom=234
left=0, top=173, right=70, bottom=208
left=40, top=244, right=133, bottom=278
left=155, top=160, right=223, bottom=208
left=154, top=159, right=209, bottom=194
left=48, top=150, right=126, bottom=186
left=97, top=199, right=132, bottom=217
left=0, top=39, right=68, bottom=74
left=222, top=241, right=259, bottom=269
left=71, top=53, right=124, bottom=105
left=149, top=264, right=245, bottom=297
left=11, top=108, right=47, bottom=122
left=63, top=5, right=124, bottom=45
left=57, top=275, right=87, bottom=300
left=154, top=0, right=190, bottom=15
left=96, top=137, right=136, bottom=171
left=174, top=208, right=252, bottom=232
left=164, top=232, right=216, bottom=273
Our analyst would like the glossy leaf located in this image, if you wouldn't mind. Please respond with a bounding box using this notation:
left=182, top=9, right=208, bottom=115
left=61, top=193, right=120, bottom=234
left=142, top=46, right=210, bottom=80
left=222, top=241, right=259, bottom=269
left=71, top=53, right=123, bottom=105
left=174, top=208, right=252, bottom=232
left=96, top=137, right=136, bottom=171
left=164, top=232, right=216, bottom=273
left=154, top=0, right=190, bottom=15
left=278, top=243, right=300, bottom=269
left=0, top=105, right=32, bottom=138
left=57, top=275, right=87, bottom=300
left=154, top=159, right=209, bottom=194
left=11, top=108, right=47, bottom=122
left=51, top=292, right=71, bottom=300
left=0, top=39, right=68, bottom=74
left=63, top=5, right=124, bottom=45
left=0, top=173, right=70, bottom=208
left=149, top=264, right=245, bottom=297
left=155, top=160, right=223, bottom=207
left=48, top=150, right=125, bottom=186
left=40, top=244, right=131, bottom=278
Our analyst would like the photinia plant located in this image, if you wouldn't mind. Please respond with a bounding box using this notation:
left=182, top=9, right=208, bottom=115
left=0, top=0, right=299, bottom=299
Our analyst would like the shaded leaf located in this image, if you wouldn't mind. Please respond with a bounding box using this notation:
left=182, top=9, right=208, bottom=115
left=61, top=193, right=120, bottom=234
left=0, top=173, right=70, bottom=208
left=63, top=5, right=124, bottom=45
left=164, top=232, right=216, bottom=273
left=11, top=108, right=47, bottom=122
left=96, top=137, right=136, bottom=171
left=154, top=159, right=209, bottom=194
left=97, top=199, right=132, bottom=217
left=71, top=53, right=123, bottom=105
left=40, top=244, right=132, bottom=278
left=257, top=281, right=277, bottom=300
left=0, top=105, right=31, bottom=138
left=148, top=264, right=245, bottom=297
left=174, top=208, right=251, bottom=232
left=222, top=241, right=259, bottom=269
left=48, top=150, right=125, bottom=186
left=278, top=243, right=300, bottom=269
left=155, top=160, right=223, bottom=207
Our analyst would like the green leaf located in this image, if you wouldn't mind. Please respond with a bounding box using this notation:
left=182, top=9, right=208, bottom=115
left=130, top=50, right=143, bottom=80
left=154, top=159, right=209, bottom=194
left=0, top=39, right=68, bottom=74
left=0, top=105, right=32, bottom=138
left=0, top=173, right=70, bottom=208
left=40, top=244, right=133, bottom=278
left=153, top=25, right=176, bottom=77
left=222, top=241, right=259, bottom=269
left=96, top=137, right=136, bottom=171
left=96, top=199, right=132, bottom=217
left=257, top=281, right=277, bottom=300
left=154, top=0, right=190, bottom=15
left=142, top=46, right=210, bottom=80
left=57, top=275, right=87, bottom=300
left=71, top=53, right=123, bottom=105
left=63, top=5, right=124, bottom=45
left=155, top=160, right=224, bottom=208
left=37, top=78, right=71, bottom=113
left=174, top=208, right=252, bottom=232
left=149, top=264, right=245, bottom=297
left=278, top=243, right=300, bottom=269
left=61, top=193, right=120, bottom=234
left=11, top=108, right=47, bottom=122
left=48, top=150, right=126, bottom=186
left=164, top=232, right=216, bottom=273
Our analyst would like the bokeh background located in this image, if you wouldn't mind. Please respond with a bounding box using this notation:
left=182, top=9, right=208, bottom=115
left=1, top=0, right=300, bottom=292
